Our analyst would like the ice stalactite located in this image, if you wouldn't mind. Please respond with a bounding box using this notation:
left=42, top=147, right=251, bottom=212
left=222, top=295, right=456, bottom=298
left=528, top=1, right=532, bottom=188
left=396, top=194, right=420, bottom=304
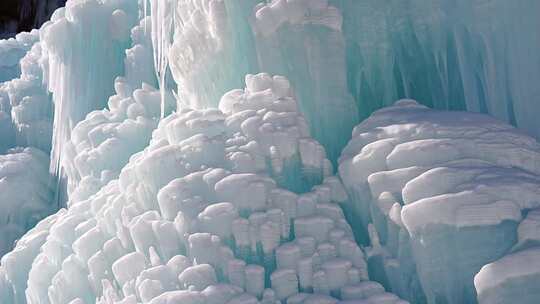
left=163, top=0, right=359, bottom=164
left=334, top=0, right=540, bottom=140
left=1, top=1, right=540, bottom=304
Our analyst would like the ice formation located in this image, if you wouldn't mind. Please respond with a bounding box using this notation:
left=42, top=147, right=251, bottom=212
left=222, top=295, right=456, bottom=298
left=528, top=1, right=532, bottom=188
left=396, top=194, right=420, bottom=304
left=0, top=31, right=39, bottom=83
left=43, top=0, right=139, bottom=173
left=0, top=37, right=53, bottom=153
left=338, top=100, right=540, bottom=303
left=0, top=148, right=55, bottom=256
left=0, top=76, right=407, bottom=304
left=1, top=0, right=540, bottom=304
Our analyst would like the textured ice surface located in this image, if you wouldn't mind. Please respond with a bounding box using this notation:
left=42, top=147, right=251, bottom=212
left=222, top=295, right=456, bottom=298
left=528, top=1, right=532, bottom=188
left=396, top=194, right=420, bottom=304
left=60, top=14, right=161, bottom=204
left=1, top=1, right=540, bottom=304
left=62, top=79, right=174, bottom=204
left=473, top=209, right=540, bottom=304
left=0, top=40, right=53, bottom=153
left=339, top=100, right=540, bottom=303
left=0, top=148, right=55, bottom=256
left=58, top=12, right=164, bottom=205
left=43, top=0, right=139, bottom=173
left=0, top=75, right=406, bottom=304
left=0, top=31, right=39, bottom=83
left=335, top=0, right=540, bottom=141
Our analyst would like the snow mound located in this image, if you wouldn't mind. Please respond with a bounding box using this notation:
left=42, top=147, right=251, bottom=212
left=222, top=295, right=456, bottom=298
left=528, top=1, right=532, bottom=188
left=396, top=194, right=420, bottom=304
left=338, top=100, right=540, bottom=303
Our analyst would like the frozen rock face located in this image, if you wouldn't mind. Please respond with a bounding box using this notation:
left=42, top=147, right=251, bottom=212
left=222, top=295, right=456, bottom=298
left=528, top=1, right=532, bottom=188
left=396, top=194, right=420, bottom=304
left=0, top=147, right=55, bottom=256
left=0, top=75, right=407, bottom=304
left=338, top=100, right=540, bottom=304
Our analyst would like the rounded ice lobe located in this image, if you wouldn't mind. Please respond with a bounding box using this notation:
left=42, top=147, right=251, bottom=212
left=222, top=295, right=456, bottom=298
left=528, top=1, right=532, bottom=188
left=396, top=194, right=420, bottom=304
left=179, top=264, right=218, bottom=291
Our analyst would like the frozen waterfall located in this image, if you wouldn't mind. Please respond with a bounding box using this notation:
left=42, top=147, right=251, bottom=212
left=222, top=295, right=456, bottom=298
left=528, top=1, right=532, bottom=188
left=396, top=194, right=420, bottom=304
left=0, top=0, right=539, bottom=304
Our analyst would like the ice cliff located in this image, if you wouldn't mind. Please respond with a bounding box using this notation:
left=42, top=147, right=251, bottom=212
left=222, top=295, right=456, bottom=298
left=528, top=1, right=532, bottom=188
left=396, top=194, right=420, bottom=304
left=0, top=0, right=539, bottom=304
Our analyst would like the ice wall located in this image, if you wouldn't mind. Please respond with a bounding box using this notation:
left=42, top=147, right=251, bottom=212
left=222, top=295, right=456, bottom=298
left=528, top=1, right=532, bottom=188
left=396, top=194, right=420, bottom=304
left=334, top=0, right=540, bottom=139
left=62, top=80, right=174, bottom=204
left=161, top=0, right=357, bottom=163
